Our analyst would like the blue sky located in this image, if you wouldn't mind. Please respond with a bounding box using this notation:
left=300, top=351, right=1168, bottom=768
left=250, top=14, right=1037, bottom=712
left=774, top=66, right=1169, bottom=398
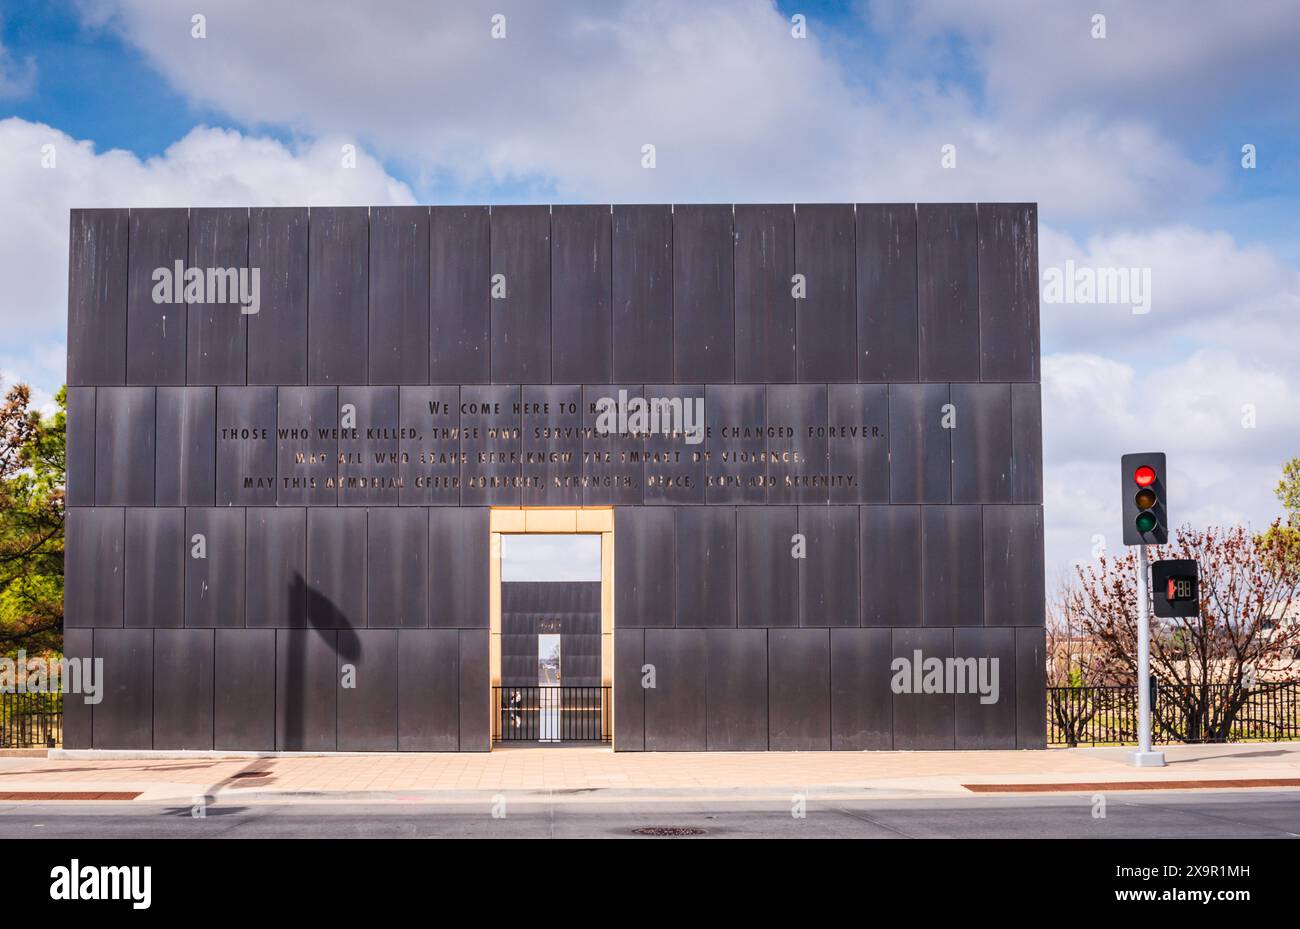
left=1, top=0, right=1297, bottom=579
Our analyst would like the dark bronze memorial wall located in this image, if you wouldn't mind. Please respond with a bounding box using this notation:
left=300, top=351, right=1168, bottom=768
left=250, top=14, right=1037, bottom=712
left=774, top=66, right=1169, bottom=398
left=63, top=203, right=1045, bottom=752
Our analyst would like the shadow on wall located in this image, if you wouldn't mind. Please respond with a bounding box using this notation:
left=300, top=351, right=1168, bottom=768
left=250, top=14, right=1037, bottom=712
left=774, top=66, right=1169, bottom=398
left=280, top=573, right=362, bottom=751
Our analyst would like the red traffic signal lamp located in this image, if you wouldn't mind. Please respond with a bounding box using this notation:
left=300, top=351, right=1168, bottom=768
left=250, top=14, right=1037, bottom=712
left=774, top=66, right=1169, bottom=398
left=1121, top=452, right=1167, bottom=545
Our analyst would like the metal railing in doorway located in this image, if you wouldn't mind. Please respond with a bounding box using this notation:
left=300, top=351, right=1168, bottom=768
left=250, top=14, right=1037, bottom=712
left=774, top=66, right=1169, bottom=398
left=493, top=686, right=611, bottom=743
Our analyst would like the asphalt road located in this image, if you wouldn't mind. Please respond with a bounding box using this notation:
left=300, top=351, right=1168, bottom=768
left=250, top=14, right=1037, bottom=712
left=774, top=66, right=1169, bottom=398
left=2, top=790, right=1298, bottom=838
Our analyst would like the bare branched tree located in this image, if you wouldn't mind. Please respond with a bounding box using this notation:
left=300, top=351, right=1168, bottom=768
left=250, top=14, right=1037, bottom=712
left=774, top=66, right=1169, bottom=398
left=1067, top=523, right=1300, bottom=741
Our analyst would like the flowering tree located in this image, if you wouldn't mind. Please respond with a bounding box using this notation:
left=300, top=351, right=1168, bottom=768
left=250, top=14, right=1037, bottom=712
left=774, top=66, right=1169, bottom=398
left=0, top=384, right=64, bottom=657
left=1066, top=523, right=1300, bottom=741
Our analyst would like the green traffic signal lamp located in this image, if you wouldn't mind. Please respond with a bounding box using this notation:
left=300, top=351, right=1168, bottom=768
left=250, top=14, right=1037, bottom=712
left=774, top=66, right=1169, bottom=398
left=1135, top=511, right=1157, bottom=533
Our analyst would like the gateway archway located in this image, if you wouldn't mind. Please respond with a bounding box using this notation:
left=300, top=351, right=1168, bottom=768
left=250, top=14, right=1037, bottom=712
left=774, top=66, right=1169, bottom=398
left=489, top=509, right=614, bottom=746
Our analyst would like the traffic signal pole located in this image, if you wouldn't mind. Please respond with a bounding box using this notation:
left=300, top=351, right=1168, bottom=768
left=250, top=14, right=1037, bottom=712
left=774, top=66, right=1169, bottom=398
left=1121, top=452, right=1168, bottom=766
left=1129, top=543, right=1166, bottom=767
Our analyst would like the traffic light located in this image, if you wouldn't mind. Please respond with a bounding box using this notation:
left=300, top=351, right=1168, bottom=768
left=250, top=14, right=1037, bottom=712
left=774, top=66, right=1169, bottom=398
left=1121, top=452, right=1167, bottom=545
left=1151, top=559, right=1199, bottom=618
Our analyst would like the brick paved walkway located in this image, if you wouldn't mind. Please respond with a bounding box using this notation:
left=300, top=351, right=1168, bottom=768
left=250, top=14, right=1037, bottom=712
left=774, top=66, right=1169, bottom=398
left=0, top=742, right=1296, bottom=802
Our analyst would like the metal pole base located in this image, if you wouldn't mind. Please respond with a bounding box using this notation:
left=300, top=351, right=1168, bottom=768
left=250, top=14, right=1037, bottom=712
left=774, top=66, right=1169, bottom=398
left=1127, top=750, right=1166, bottom=767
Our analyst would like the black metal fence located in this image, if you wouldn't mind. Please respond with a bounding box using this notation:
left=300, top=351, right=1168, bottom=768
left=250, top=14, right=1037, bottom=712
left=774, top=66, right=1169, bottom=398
left=0, top=692, right=62, bottom=748
left=493, top=686, right=611, bottom=743
left=1048, top=680, right=1300, bottom=746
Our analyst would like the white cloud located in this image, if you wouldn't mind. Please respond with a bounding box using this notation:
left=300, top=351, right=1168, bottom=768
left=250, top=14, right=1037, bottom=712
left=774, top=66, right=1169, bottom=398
left=1039, top=222, right=1300, bottom=367
left=80, top=0, right=1214, bottom=220
left=1038, top=222, right=1300, bottom=571
left=881, top=0, right=1300, bottom=125
left=1042, top=349, right=1300, bottom=574
left=0, top=117, right=414, bottom=391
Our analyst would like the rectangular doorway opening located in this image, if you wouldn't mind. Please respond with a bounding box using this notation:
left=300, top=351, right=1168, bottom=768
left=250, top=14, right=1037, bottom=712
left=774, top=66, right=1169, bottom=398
left=492, top=521, right=612, bottom=745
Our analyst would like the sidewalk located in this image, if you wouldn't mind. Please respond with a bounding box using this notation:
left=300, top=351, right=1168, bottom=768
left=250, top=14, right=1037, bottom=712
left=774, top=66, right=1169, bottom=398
left=0, top=742, right=1297, bottom=804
